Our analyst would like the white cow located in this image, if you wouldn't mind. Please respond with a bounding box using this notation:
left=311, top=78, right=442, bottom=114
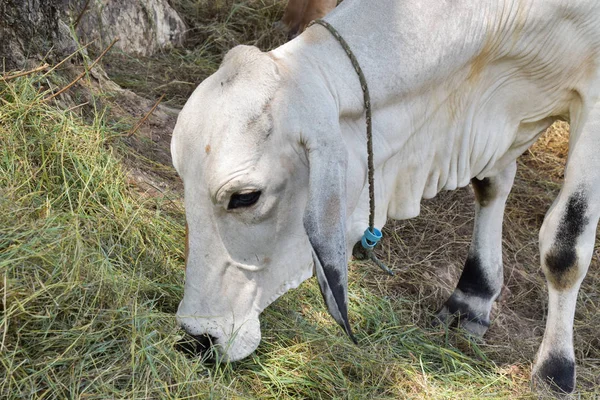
left=171, top=0, right=600, bottom=393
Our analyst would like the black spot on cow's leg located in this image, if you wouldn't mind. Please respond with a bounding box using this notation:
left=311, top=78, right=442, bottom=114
left=460, top=175, right=505, bottom=299
left=435, top=255, right=498, bottom=337
left=436, top=173, right=513, bottom=337
left=544, top=190, right=589, bottom=289
left=456, top=254, right=498, bottom=300
left=536, top=353, right=576, bottom=393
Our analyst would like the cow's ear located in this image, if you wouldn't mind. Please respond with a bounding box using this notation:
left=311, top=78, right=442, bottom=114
left=302, top=129, right=356, bottom=343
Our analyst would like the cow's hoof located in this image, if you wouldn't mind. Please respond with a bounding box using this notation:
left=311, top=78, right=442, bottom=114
left=456, top=317, right=489, bottom=337
left=433, top=302, right=490, bottom=338
left=432, top=304, right=454, bottom=326
left=533, top=354, right=576, bottom=394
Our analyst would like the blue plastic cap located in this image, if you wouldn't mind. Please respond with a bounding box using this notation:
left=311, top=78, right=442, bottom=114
left=361, top=227, right=382, bottom=249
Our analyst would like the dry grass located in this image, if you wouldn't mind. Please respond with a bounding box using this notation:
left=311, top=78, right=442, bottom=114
left=1, top=0, right=599, bottom=398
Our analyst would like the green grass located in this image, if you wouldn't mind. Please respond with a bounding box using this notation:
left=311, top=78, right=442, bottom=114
left=0, top=76, right=186, bottom=398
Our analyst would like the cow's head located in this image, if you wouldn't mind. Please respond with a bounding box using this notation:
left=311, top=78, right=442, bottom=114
left=171, top=45, right=354, bottom=361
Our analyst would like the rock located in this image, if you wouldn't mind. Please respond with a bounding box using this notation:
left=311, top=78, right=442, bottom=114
left=72, top=0, right=187, bottom=56
left=0, top=0, right=187, bottom=71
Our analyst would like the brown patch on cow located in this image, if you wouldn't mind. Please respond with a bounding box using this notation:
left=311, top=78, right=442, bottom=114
left=469, top=1, right=530, bottom=81
left=580, top=52, right=599, bottom=81
left=446, top=90, right=463, bottom=122
left=281, top=0, right=307, bottom=34
left=468, top=40, right=494, bottom=82
left=263, top=257, right=272, bottom=265
left=205, top=145, right=211, bottom=154
left=544, top=250, right=580, bottom=290
left=303, top=0, right=336, bottom=26
left=510, top=0, right=529, bottom=47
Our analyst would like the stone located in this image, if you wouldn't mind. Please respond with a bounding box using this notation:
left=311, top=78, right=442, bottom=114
left=72, top=0, right=187, bottom=56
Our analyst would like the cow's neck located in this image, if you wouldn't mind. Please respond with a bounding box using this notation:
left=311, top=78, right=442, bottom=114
left=272, top=3, right=491, bottom=196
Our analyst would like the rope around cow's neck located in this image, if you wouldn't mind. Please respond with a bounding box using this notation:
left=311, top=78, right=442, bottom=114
left=309, top=19, right=394, bottom=276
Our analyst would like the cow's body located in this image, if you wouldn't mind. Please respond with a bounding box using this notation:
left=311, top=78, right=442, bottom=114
left=274, top=0, right=599, bottom=226
left=172, top=0, right=600, bottom=393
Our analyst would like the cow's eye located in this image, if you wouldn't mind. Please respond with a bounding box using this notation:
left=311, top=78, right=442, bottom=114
left=228, top=191, right=261, bottom=210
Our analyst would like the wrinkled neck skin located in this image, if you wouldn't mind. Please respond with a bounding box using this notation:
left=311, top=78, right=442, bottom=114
left=271, top=0, right=596, bottom=254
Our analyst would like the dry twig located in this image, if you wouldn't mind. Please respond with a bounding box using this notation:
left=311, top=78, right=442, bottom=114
left=126, top=94, right=165, bottom=137
left=0, top=64, right=49, bottom=81
left=73, top=0, right=92, bottom=29
left=43, top=38, right=119, bottom=103
left=42, top=41, right=95, bottom=79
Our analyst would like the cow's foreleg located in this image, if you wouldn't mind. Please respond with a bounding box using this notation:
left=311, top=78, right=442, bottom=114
left=436, top=162, right=517, bottom=336
left=533, top=110, right=600, bottom=393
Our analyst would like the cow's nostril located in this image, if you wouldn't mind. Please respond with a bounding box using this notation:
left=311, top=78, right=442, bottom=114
left=175, top=333, right=217, bottom=358
left=192, top=333, right=216, bottom=351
